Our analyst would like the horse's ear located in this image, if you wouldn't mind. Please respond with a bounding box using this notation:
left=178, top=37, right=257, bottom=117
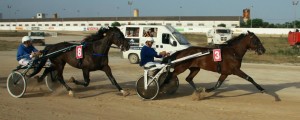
left=247, top=30, right=253, bottom=35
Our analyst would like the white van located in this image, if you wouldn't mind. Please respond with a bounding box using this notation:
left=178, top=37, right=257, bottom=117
left=120, top=25, right=191, bottom=64
left=206, top=27, right=232, bottom=45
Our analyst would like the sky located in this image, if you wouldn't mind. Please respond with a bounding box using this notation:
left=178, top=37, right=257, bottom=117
left=0, top=0, right=299, bottom=24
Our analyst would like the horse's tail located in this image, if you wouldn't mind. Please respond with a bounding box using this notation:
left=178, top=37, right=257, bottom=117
left=28, top=49, right=49, bottom=77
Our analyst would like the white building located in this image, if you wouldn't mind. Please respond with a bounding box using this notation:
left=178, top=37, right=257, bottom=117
left=0, top=16, right=241, bottom=32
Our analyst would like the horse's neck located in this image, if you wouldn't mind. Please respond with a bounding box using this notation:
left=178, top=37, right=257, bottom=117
left=93, top=38, right=112, bottom=54
left=230, top=38, right=249, bottom=57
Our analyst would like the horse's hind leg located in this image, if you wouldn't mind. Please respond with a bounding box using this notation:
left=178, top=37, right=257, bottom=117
left=235, top=69, right=265, bottom=92
left=37, top=66, right=55, bottom=82
left=185, top=67, right=206, bottom=100
left=185, top=67, right=201, bottom=90
left=72, top=69, right=90, bottom=87
left=205, top=74, right=228, bottom=93
left=54, top=63, right=73, bottom=94
left=102, top=65, right=129, bottom=96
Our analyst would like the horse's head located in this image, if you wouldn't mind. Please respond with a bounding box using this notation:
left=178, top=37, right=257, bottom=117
left=106, top=27, right=130, bottom=51
left=246, top=31, right=266, bottom=55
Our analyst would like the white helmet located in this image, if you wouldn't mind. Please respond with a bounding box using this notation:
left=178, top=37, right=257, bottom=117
left=146, top=38, right=154, bottom=42
left=22, top=36, right=32, bottom=43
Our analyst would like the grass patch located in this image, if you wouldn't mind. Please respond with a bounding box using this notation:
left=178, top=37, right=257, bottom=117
left=0, top=31, right=27, bottom=37
left=0, top=40, right=19, bottom=51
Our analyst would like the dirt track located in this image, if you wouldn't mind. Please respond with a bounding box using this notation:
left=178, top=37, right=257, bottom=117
left=0, top=37, right=300, bottom=120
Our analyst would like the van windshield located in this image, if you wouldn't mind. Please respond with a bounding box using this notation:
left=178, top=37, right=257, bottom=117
left=31, top=32, right=45, bottom=36
left=172, top=32, right=190, bottom=45
left=216, top=29, right=230, bottom=34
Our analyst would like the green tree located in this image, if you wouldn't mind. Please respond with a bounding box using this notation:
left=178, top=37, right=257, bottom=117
left=293, top=20, right=300, bottom=28
left=247, top=18, right=263, bottom=28
left=262, top=22, right=269, bottom=28
left=240, top=21, right=249, bottom=28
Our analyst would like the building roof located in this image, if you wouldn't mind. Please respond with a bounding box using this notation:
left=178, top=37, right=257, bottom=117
left=0, top=16, right=241, bottom=22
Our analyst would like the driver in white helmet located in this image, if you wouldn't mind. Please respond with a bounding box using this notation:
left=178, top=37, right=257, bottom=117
left=140, top=38, right=170, bottom=80
left=140, top=38, right=168, bottom=67
left=16, top=36, right=42, bottom=66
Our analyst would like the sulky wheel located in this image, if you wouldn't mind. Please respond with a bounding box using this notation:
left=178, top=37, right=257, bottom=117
left=45, top=70, right=59, bottom=92
left=158, top=72, right=179, bottom=95
left=7, top=71, right=27, bottom=98
left=136, top=75, right=159, bottom=100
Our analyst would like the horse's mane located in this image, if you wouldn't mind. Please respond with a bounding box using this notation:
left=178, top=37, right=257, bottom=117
left=223, top=33, right=246, bottom=46
left=82, top=27, right=109, bottom=42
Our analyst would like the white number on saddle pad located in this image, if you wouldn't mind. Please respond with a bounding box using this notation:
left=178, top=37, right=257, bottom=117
left=76, top=45, right=83, bottom=59
left=213, top=49, right=222, bottom=62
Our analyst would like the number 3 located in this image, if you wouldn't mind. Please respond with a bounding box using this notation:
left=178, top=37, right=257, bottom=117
left=214, top=51, right=220, bottom=59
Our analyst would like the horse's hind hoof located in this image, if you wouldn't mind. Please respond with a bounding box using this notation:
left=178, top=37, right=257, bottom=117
left=121, top=90, right=130, bottom=97
left=68, top=91, right=75, bottom=97
left=192, top=88, right=206, bottom=101
left=68, top=77, right=75, bottom=83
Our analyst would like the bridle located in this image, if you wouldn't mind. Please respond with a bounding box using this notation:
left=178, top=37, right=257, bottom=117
left=248, top=33, right=263, bottom=54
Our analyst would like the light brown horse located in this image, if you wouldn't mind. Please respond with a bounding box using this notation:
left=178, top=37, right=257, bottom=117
left=162, top=31, right=266, bottom=97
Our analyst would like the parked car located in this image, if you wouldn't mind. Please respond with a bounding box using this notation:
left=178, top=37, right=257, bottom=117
left=288, top=30, right=300, bottom=47
left=28, top=31, right=45, bottom=46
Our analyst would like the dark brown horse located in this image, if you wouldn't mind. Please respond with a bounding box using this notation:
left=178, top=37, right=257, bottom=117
left=162, top=31, right=266, bottom=97
left=31, top=27, right=130, bottom=96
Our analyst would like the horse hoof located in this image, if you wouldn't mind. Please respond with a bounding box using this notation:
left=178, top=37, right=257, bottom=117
left=68, top=91, right=75, bottom=97
left=34, top=76, right=42, bottom=83
left=192, top=88, right=206, bottom=101
left=68, top=77, right=75, bottom=83
left=261, top=90, right=266, bottom=93
left=121, top=90, right=130, bottom=97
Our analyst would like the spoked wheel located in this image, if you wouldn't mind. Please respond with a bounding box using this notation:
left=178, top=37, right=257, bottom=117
left=45, top=70, right=59, bottom=91
left=7, top=71, right=27, bottom=98
left=136, top=76, right=159, bottom=100
left=158, top=72, right=179, bottom=95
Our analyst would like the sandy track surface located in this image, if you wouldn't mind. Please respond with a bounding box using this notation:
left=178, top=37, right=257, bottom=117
left=0, top=37, right=300, bottom=120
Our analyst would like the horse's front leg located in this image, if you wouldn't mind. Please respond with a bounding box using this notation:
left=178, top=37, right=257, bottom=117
left=205, top=74, right=228, bottom=92
left=102, top=65, right=129, bottom=96
left=235, top=69, right=265, bottom=93
left=72, top=69, right=90, bottom=87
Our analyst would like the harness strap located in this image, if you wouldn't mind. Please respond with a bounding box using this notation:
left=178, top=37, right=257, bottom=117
left=217, top=62, right=222, bottom=73
left=92, top=53, right=107, bottom=57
